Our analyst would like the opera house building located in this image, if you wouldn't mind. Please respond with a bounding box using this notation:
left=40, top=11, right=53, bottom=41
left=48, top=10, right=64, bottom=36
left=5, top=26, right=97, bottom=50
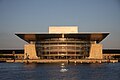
left=15, top=26, right=110, bottom=60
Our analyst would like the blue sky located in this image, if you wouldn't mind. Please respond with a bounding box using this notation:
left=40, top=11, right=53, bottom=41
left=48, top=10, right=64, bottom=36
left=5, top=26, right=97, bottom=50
left=0, top=0, right=120, bottom=49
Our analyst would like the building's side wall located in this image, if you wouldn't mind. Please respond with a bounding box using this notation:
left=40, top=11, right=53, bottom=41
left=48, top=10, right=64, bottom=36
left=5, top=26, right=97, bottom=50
left=24, top=44, right=38, bottom=59
left=89, top=44, right=103, bottom=59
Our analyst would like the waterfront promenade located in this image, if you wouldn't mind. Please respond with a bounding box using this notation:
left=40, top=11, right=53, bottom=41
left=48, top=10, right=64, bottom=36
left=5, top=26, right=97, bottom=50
left=6, top=59, right=118, bottom=63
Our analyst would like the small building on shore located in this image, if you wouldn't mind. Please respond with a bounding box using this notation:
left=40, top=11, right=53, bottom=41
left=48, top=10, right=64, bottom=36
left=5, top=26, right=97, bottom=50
left=0, top=49, right=24, bottom=60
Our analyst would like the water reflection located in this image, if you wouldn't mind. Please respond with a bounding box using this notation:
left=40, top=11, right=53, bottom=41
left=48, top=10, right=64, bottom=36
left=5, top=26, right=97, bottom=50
left=23, top=63, right=37, bottom=70
left=0, top=63, right=120, bottom=80
left=60, top=63, right=68, bottom=72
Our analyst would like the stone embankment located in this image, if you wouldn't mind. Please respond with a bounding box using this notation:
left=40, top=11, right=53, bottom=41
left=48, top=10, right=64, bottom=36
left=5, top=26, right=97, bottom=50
left=6, top=59, right=118, bottom=63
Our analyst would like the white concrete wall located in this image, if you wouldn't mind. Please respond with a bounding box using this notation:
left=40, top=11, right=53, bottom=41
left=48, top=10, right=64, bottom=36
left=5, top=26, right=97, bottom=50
left=89, top=44, right=103, bottom=59
left=24, top=44, right=38, bottom=59
left=49, top=26, right=78, bottom=33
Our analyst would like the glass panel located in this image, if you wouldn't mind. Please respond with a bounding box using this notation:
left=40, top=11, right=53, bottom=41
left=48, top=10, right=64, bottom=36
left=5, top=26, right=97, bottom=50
left=36, top=38, right=91, bottom=59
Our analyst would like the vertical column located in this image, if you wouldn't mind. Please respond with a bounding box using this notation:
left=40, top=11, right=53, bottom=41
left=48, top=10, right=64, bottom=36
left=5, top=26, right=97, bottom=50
left=48, top=41, right=49, bottom=59
left=75, top=42, right=77, bottom=59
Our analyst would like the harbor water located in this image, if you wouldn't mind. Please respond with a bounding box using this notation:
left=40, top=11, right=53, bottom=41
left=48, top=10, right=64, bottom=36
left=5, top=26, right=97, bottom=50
left=0, top=63, right=120, bottom=80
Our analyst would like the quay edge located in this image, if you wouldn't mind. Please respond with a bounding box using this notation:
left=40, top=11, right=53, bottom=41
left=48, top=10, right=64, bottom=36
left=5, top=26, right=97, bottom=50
left=5, top=59, right=118, bottom=63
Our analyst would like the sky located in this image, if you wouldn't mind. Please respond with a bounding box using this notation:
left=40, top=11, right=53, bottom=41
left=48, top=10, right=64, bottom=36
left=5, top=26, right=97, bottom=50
left=0, top=0, right=120, bottom=49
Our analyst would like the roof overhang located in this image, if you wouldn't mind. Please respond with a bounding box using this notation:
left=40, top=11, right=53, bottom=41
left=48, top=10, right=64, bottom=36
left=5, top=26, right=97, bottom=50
left=15, top=32, right=109, bottom=43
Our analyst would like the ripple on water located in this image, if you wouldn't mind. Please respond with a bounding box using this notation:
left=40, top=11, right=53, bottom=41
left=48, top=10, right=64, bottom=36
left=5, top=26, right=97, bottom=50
left=0, top=63, right=120, bottom=80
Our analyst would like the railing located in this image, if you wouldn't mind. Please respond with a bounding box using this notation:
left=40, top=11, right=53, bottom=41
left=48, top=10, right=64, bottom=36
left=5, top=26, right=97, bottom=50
left=36, top=44, right=90, bottom=47
left=38, top=41, right=91, bottom=43
left=39, top=49, right=87, bottom=52
left=39, top=54, right=83, bottom=56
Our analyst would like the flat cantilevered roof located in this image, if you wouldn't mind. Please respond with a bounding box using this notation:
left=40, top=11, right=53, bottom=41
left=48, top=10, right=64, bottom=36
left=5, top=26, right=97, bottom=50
left=15, top=32, right=109, bottom=43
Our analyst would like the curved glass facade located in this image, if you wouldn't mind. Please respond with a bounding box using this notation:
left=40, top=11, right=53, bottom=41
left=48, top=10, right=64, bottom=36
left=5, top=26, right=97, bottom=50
left=36, top=38, right=91, bottom=59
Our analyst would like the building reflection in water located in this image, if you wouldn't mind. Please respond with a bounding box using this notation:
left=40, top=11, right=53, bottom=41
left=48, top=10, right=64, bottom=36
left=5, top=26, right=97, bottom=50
left=45, top=63, right=79, bottom=80
left=60, top=63, right=68, bottom=73
left=22, top=63, right=115, bottom=80
left=23, top=63, right=37, bottom=70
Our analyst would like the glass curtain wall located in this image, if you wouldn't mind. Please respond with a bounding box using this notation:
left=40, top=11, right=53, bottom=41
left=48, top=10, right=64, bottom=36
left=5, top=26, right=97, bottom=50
left=36, top=38, right=91, bottom=59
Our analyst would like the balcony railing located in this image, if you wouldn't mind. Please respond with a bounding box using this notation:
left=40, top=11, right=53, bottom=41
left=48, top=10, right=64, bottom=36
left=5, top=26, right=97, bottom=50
left=38, top=54, right=83, bottom=56
left=38, top=41, right=91, bottom=43
left=36, top=44, right=90, bottom=47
